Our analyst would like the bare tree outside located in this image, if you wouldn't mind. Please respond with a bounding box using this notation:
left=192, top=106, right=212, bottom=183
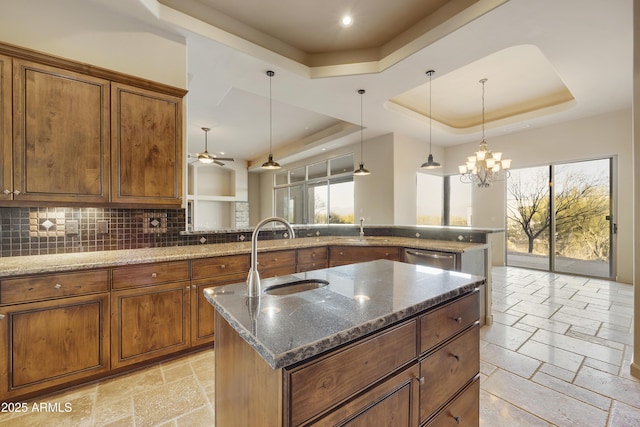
left=507, top=159, right=610, bottom=275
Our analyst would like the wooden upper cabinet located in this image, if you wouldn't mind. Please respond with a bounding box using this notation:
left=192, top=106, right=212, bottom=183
left=0, top=54, right=11, bottom=201
left=11, top=59, right=110, bottom=204
left=111, top=83, right=182, bottom=206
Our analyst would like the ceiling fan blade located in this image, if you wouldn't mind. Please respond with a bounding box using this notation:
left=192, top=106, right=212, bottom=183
left=212, top=157, right=235, bottom=161
left=214, top=160, right=225, bottom=166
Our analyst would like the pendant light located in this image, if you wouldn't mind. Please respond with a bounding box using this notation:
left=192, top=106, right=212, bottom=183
left=420, top=70, right=441, bottom=169
left=262, top=70, right=281, bottom=170
left=353, top=89, right=370, bottom=176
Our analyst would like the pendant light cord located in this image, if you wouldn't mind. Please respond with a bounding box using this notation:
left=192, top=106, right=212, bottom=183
left=429, top=71, right=432, bottom=152
left=360, top=89, right=364, bottom=161
left=269, top=71, right=273, bottom=156
left=480, top=78, right=487, bottom=141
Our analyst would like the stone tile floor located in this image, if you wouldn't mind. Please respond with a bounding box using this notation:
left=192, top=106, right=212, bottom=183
left=1, top=266, right=638, bottom=426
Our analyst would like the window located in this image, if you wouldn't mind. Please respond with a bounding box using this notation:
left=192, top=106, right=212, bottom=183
left=274, top=154, right=354, bottom=224
left=416, top=173, right=472, bottom=226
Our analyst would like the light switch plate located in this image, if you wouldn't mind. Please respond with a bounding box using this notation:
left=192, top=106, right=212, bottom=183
left=66, top=220, right=79, bottom=235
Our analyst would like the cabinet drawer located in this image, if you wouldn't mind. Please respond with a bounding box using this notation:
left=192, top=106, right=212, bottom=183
left=1, top=270, right=109, bottom=304
left=288, top=319, right=418, bottom=426
left=330, top=246, right=400, bottom=263
left=420, top=290, right=479, bottom=354
left=419, top=324, right=479, bottom=423
left=191, top=254, right=249, bottom=279
left=297, top=247, right=328, bottom=264
left=424, top=377, right=479, bottom=427
left=257, top=250, right=295, bottom=270
left=112, top=261, right=189, bottom=289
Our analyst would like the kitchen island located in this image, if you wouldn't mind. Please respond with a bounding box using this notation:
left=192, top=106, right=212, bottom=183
left=205, top=259, right=484, bottom=426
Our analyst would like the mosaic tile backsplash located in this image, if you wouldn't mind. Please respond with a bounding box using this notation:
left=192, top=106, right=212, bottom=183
left=0, top=207, right=254, bottom=258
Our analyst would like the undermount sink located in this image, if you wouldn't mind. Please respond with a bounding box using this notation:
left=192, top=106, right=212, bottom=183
left=263, top=279, right=329, bottom=296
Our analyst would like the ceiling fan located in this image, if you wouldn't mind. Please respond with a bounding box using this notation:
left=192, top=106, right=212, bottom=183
left=189, top=127, right=234, bottom=166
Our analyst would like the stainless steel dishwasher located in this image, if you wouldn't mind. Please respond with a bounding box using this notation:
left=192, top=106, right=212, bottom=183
left=403, top=248, right=457, bottom=270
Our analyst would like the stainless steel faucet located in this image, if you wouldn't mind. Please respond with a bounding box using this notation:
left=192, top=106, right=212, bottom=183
left=247, top=216, right=295, bottom=297
left=359, top=217, right=365, bottom=239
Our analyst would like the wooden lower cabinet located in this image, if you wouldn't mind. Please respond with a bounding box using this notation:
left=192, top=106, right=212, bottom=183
left=0, top=293, right=110, bottom=400
left=423, top=378, right=479, bottom=427
left=111, top=281, right=190, bottom=369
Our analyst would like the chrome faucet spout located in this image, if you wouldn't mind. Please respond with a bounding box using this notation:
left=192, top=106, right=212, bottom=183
left=359, top=217, right=365, bottom=239
left=247, top=216, right=295, bottom=297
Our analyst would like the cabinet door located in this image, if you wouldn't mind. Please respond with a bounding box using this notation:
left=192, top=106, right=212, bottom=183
left=0, top=54, right=11, bottom=201
left=191, top=272, right=246, bottom=346
left=12, top=59, right=110, bottom=204
left=310, top=364, right=419, bottom=427
left=111, top=83, right=182, bottom=206
left=111, top=281, right=190, bottom=368
left=0, top=293, right=110, bottom=400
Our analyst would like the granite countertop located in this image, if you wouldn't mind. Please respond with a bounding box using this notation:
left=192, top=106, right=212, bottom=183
left=204, top=259, right=484, bottom=369
left=0, top=236, right=487, bottom=278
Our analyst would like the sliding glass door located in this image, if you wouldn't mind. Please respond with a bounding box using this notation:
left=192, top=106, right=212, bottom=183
left=506, top=158, right=613, bottom=279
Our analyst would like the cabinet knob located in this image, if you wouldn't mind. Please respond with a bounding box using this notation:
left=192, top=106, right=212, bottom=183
left=273, top=258, right=278, bottom=262
left=13, top=190, right=21, bottom=196
left=0, top=314, right=5, bottom=320
left=311, top=253, right=316, bottom=257
left=151, top=273, right=157, bottom=278
left=454, top=316, right=462, bottom=324
left=452, top=354, right=460, bottom=362
left=186, top=285, right=191, bottom=290
left=416, top=376, right=425, bottom=385
left=54, top=283, right=62, bottom=289
left=220, top=264, right=226, bottom=269
left=385, top=252, right=389, bottom=256
left=453, top=416, right=462, bottom=424
left=339, top=252, right=344, bottom=256
left=2, top=189, right=10, bottom=195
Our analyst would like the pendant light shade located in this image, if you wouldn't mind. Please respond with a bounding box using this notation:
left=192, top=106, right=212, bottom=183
left=262, top=70, right=281, bottom=170
left=353, top=89, right=370, bottom=176
left=421, top=70, right=441, bottom=169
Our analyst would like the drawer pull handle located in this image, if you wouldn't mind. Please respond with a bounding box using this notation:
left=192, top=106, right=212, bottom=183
left=54, top=283, right=62, bottom=289
left=2, top=189, right=10, bottom=195
left=452, top=354, right=460, bottom=362
left=151, top=273, right=157, bottom=278
left=454, top=316, right=462, bottom=324
left=0, top=314, right=5, bottom=320
left=453, top=416, right=462, bottom=424
left=13, top=190, right=21, bottom=196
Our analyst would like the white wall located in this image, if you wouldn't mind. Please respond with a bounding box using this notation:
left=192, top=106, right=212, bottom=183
left=630, top=0, right=639, bottom=379
left=393, top=134, right=445, bottom=225
left=445, top=109, right=633, bottom=283
left=0, top=0, right=186, bottom=88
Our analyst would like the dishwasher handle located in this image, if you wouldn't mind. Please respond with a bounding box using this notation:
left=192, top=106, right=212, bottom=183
left=405, top=250, right=455, bottom=260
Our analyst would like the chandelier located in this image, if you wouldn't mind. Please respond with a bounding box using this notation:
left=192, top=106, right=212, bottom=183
left=458, top=78, right=511, bottom=187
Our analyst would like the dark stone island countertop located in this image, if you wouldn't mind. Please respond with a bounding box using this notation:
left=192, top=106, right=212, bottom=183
left=204, top=259, right=485, bottom=370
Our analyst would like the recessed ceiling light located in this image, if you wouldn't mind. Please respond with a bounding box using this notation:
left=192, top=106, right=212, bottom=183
left=340, top=15, right=353, bottom=27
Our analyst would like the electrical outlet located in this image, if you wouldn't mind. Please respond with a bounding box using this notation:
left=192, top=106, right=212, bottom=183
left=97, top=220, right=109, bottom=234
left=66, top=220, right=79, bottom=235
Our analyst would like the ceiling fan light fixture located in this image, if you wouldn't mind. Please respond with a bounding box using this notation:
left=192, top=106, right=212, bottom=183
left=421, top=70, right=441, bottom=170
left=196, top=126, right=235, bottom=166
left=262, top=70, right=281, bottom=170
